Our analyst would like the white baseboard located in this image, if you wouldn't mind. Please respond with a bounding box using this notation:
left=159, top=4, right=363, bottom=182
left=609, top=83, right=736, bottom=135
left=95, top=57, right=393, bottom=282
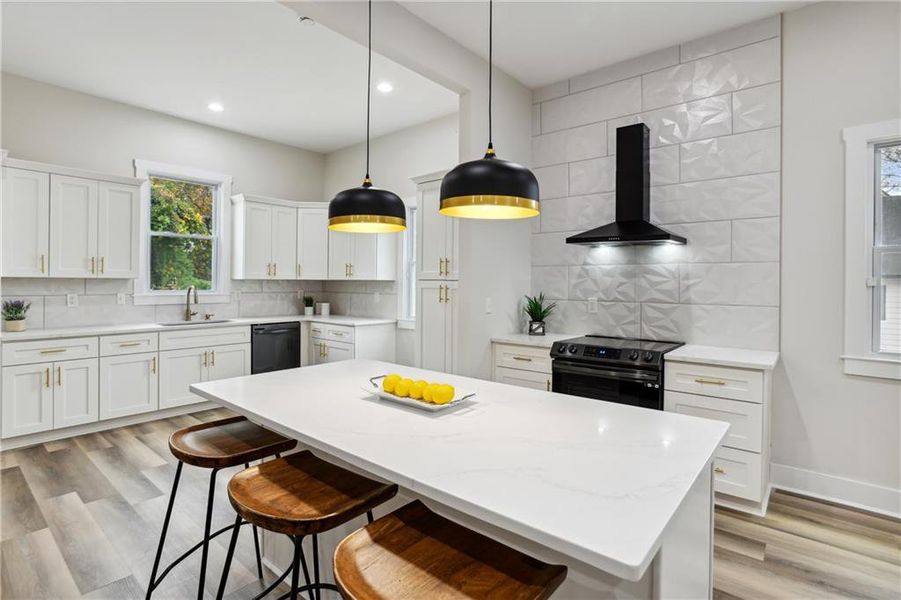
left=770, top=462, right=901, bottom=519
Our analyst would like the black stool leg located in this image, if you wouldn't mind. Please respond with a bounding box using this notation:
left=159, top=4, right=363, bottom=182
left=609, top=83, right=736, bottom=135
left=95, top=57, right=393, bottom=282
left=312, top=534, right=320, bottom=600
left=197, top=467, right=219, bottom=600
left=367, top=510, right=374, bottom=524
left=290, top=536, right=302, bottom=600
left=245, top=463, right=264, bottom=579
left=216, top=514, right=242, bottom=600
left=146, top=461, right=183, bottom=600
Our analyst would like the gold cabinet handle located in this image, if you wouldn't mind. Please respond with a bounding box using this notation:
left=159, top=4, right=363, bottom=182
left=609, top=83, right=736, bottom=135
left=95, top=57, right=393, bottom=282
left=512, top=356, right=533, bottom=362
left=297, top=263, right=301, bottom=278
left=210, top=350, right=215, bottom=366
left=40, top=254, right=45, bottom=273
left=100, top=256, right=105, bottom=274
left=56, top=366, right=62, bottom=386
left=350, top=263, right=353, bottom=277
left=445, top=256, right=450, bottom=275
left=546, top=379, right=551, bottom=391
left=695, top=377, right=727, bottom=385
left=444, top=285, right=450, bottom=303
left=119, top=341, right=142, bottom=348
left=439, top=258, right=445, bottom=276
left=332, top=331, right=345, bottom=337
left=203, top=350, right=208, bottom=367
left=45, top=367, right=50, bottom=388
left=40, top=348, right=66, bottom=355
left=714, top=466, right=726, bottom=475
left=90, top=256, right=96, bottom=274
left=273, top=263, right=277, bottom=277
left=151, top=356, right=156, bottom=374
left=438, top=285, right=444, bottom=303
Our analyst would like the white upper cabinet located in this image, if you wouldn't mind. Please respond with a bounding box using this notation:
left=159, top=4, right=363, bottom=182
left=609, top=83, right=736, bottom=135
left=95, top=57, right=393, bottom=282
left=97, top=182, right=140, bottom=278
left=1, top=167, right=50, bottom=277
left=232, top=194, right=331, bottom=280
left=297, top=208, right=329, bottom=279
left=327, top=231, right=397, bottom=280
left=50, top=175, right=99, bottom=278
left=416, top=174, right=458, bottom=281
left=2, top=159, right=142, bottom=279
left=416, top=280, right=457, bottom=373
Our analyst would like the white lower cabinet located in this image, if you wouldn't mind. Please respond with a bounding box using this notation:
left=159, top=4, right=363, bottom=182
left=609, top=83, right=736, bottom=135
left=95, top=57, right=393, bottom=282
left=1, top=362, right=55, bottom=437
left=494, top=366, right=552, bottom=391
left=308, top=322, right=395, bottom=365
left=312, top=339, right=354, bottom=364
left=416, top=281, right=457, bottom=373
left=491, top=342, right=553, bottom=391
left=54, top=358, right=99, bottom=428
left=159, top=343, right=250, bottom=409
left=208, top=343, right=252, bottom=380
left=99, top=352, right=159, bottom=419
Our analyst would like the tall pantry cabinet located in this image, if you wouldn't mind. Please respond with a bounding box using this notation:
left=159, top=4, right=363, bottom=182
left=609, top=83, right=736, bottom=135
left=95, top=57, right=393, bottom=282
left=414, top=171, right=458, bottom=374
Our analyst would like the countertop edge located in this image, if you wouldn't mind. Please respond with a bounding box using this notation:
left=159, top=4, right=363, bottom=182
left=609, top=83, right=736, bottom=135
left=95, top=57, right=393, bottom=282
left=665, top=344, right=780, bottom=370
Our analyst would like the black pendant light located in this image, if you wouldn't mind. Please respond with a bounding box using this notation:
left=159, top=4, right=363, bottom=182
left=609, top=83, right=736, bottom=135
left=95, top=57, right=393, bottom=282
left=328, top=0, right=406, bottom=233
left=439, top=0, right=539, bottom=220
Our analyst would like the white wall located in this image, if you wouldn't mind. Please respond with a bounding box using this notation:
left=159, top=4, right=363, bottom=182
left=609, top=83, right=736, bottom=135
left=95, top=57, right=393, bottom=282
left=776, top=1, right=900, bottom=513
left=1, top=73, right=324, bottom=200
left=529, top=18, right=781, bottom=350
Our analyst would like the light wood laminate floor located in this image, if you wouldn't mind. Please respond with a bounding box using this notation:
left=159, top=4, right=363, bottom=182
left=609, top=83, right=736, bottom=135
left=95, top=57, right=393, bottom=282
left=1, top=409, right=899, bottom=599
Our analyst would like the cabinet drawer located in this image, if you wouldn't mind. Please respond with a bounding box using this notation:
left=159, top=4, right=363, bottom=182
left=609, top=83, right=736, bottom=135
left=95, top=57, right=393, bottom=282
left=322, top=324, right=355, bottom=344
left=665, top=391, right=762, bottom=453
left=713, top=447, right=763, bottom=502
left=100, top=332, right=159, bottom=356
left=665, top=361, right=763, bottom=403
left=494, top=366, right=552, bottom=391
left=159, top=326, right=250, bottom=351
left=493, top=343, right=552, bottom=374
left=2, top=336, right=98, bottom=366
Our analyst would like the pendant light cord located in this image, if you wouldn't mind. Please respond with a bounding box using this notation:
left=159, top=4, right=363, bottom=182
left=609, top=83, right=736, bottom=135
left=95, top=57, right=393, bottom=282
left=487, top=0, right=494, bottom=155
left=364, top=0, right=372, bottom=186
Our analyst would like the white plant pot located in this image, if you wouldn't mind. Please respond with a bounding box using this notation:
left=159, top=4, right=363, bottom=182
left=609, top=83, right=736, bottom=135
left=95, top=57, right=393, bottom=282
left=318, top=303, right=330, bottom=318
left=304, top=306, right=314, bottom=316
left=3, top=320, right=26, bottom=332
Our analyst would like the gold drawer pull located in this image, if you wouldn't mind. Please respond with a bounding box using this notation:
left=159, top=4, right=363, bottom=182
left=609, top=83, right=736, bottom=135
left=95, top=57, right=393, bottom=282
left=100, top=256, right=105, bottom=274
left=40, top=254, right=45, bottom=273
left=151, top=356, right=157, bottom=374
left=512, top=356, right=533, bottom=362
left=210, top=350, right=215, bottom=366
left=119, top=341, right=142, bottom=347
left=57, top=366, right=62, bottom=386
left=714, top=466, right=726, bottom=474
left=332, top=331, right=345, bottom=336
left=695, top=377, right=726, bottom=385
left=90, top=256, right=96, bottom=274
left=40, top=348, right=67, bottom=354
left=45, top=367, right=50, bottom=388
left=203, top=351, right=208, bottom=367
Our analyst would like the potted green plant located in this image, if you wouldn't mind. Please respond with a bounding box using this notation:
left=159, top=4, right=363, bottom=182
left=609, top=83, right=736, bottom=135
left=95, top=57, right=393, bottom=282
left=303, top=295, right=315, bottom=316
left=523, top=293, right=556, bottom=336
left=2, top=299, right=31, bottom=332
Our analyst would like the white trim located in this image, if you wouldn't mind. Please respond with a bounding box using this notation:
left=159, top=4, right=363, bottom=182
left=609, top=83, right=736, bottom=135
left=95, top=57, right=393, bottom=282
left=396, top=319, right=415, bottom=330
left=841, top=119, right=901, bottom=377
left=1, top=156, right=144, bottom=186
left=398, top=196, right=418, bottom=324
left=770, top=462, right=901, bottom=519
left=133, top=159, right=233, bottom=305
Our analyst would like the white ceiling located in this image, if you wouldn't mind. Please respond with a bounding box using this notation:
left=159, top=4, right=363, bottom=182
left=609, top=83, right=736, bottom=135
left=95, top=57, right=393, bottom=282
left=402, top=1, right=803, bottom=89
left=1, top=1, right=459, bottom=153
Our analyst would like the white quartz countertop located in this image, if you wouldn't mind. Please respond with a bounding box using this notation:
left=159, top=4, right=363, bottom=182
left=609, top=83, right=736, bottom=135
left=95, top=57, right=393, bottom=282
left=666, top=344, right=779, bottom=370
left=190, top=359, right=727, bottom=581
left=0, top=315, right=396, bottom=342
left=490, top=333, right=579, bottom=349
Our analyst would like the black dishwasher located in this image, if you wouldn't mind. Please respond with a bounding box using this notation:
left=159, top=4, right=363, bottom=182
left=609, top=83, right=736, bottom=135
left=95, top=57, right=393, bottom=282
left=251, top=322, right=301, bottom=374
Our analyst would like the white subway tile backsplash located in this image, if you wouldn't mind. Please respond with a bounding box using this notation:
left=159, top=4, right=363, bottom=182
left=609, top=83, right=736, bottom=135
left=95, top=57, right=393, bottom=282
left=679, top=16, right=780, bottom=62
left=539, top=194, right=615, bottom=233
left=641, top=303, right=778, bottom=350
left=238, top=292, right=301, bottom=317
left=650, top=145, right=681, bottom=185
left=636, top=221, right=732, bottom=263
left=531, top=266, right=569, bottom=300
left=733, top=83, right=781, bottom=133
left=732, top=217, right=780, bottom=262
left=569, top=46, right=680, bottom=93
left=680, top=262, right=779, bottom=306
left=680, top=127, right=780, bottom=181
left=635, top=265, right=680, bottom=303
left=569, top=265, right=636, bottom=302
left=2, top=278, right=85, bottom=296
left=532, top=121, right=608, bottom=168
left=84, top=279, right=134, bottom=295
left=569, top=156, right=616, bottom=195
left=534, top=164, right=569, bottom=199
left=607, top=96, right=732, bottom=151
left=533, top=80, right=570, bottom=104
left=547, top=300, right=640, bottom=338
left=44, top=294, right=156, bottom=328
left=650, top=173, right=780, bottom=224
left=642, top=38, right=780, bottom=110
left=541, top=77, right=641, bottom=133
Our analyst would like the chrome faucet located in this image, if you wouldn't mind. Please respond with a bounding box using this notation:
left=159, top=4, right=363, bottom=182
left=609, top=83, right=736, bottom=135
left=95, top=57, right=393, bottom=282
left=185, top=285, right=199, bottom=321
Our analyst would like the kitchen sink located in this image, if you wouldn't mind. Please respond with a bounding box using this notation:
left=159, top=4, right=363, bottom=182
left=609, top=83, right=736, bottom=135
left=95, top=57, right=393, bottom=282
left=158, top=319, right=234, bottom=326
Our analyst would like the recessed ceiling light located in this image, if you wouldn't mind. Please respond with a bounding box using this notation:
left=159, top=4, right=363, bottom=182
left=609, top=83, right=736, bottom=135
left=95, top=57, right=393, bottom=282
left=376, top=81, right=393, bottom=94
left=207, top=102, right=224, bottom=113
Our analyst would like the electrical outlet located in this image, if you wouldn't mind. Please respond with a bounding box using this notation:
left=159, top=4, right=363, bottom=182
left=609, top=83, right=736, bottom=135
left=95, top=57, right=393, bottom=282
left=116, top=293, right=126, bottom=305
left=485, top=297, right=492, bottom=314
left=66, top=294, right=78, bottom=307
left=587, top=297, right=598, bottom=314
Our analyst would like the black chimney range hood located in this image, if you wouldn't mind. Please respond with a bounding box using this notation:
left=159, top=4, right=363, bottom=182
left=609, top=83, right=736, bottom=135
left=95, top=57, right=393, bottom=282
left=566, top=123, right=686, bottom=246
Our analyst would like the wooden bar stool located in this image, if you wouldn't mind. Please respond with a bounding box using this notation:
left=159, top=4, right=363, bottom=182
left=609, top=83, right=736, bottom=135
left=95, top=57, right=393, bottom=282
left=146, top=416, right=297, bottom=600
left=216, top=450, right=399, bottom=600
left=334, top=500, right=567, bottom=600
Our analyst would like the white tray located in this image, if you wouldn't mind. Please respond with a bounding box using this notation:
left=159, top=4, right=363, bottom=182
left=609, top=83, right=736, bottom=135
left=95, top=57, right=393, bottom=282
left=361, top=379, right=474, bottom=413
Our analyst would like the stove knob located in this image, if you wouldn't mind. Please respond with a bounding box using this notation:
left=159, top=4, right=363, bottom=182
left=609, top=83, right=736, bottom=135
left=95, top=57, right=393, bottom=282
left=629, top=350, right=640, bottom=361
left=644, top=351, right=654, bottom=362
left=554, top=343, right=564, bottom=353
left=568, top=344, right=578, bottom=354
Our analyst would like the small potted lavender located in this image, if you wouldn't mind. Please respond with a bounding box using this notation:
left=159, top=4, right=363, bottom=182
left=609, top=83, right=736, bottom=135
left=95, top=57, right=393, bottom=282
left=2, top=299, right=31, bottom=332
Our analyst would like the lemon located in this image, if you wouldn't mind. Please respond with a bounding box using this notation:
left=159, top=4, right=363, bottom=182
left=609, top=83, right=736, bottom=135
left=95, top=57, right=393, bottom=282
left=394, top=378, right=414, bottom=398
left=409, top=380, right=426, bottom=400
left=382, top=374, right=401, bottom=394
left=432, top=384, right=455, bottom=405
left=423, top=383, right=437, bottom=403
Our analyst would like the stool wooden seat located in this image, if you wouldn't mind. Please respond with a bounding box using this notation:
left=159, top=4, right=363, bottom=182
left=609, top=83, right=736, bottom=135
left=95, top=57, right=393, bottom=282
left=334, top=500, right=567, bottom=600
left=227, top=450, right=399, bottom=536
left=168, top=415, right=297, bottom=469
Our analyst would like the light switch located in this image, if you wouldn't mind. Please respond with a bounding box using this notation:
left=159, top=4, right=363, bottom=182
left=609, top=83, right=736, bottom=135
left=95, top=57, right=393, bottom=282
left=116, top=293, right=126, bottom=305
left=66, top=294, right=78, bottom=307
left=587, top=297, right=598, bottom=313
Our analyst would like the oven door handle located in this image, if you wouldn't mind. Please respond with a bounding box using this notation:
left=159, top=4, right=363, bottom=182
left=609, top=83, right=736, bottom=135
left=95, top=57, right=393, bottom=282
left=553, top=361, right=660, bottom=383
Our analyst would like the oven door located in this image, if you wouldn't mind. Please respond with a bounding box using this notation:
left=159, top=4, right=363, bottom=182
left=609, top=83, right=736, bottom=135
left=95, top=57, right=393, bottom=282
left=552, top=359, right=663, bottom=410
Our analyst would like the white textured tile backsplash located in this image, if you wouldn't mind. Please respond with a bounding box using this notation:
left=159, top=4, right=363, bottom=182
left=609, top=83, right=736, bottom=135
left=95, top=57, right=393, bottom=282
left=530, top=18, right=781, bottom=350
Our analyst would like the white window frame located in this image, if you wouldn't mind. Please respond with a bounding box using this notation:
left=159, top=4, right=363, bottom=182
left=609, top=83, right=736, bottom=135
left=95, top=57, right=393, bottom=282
left=397, top=196, right=417, bottom=330
left=841, top=119, right=901, bottom=380
left=133, top=159, right=232, bottom=305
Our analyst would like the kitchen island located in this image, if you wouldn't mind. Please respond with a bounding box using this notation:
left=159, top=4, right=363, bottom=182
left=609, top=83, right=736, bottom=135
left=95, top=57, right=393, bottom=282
left=191, top=359, right=728, bottom=598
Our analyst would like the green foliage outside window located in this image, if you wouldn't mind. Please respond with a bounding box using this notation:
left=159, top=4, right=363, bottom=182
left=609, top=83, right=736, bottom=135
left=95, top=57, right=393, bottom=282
left=150, top=177, right=215, bottom=291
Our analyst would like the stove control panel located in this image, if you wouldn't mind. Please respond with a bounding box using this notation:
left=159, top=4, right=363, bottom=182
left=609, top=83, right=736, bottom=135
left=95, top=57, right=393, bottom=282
left=582, top=346, right=621, bottom=359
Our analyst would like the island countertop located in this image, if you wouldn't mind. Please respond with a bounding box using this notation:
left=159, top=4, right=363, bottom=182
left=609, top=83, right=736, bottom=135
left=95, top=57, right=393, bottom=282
left=191, top=359, right=727, bottom=581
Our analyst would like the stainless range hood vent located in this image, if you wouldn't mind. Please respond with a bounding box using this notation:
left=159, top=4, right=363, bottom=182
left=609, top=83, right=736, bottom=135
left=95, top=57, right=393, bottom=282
left=566, top=123, right=686, bottom=246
